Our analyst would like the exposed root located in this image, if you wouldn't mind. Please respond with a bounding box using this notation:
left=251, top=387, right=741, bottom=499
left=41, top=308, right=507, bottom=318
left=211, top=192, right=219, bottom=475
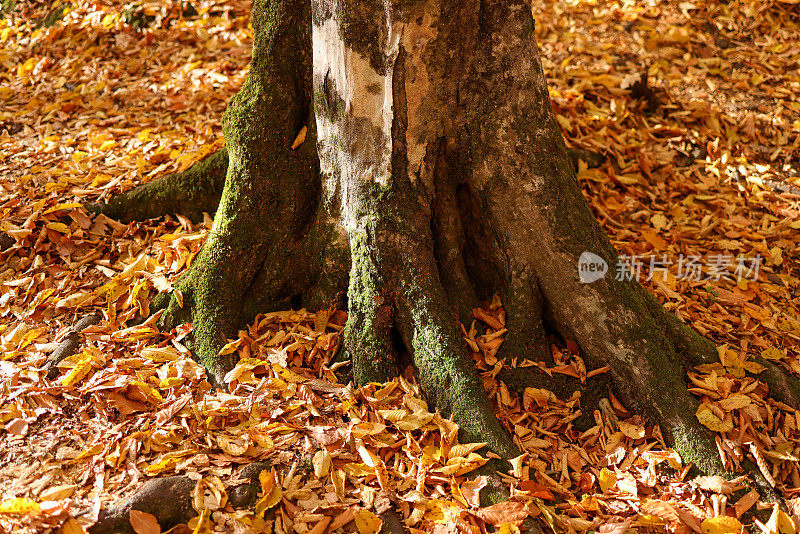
left=43, top=314, right=101, bottom=379
left=0, top=231, right=13, bottom=251
left=88, top=149, right=228, bottom=223
left=226, top=462, right=274, bottom=508
left=754, top=358, right=800, bottom=411
left=142, top=0, right=322, bottom=385
left=88, top=462, right=271, bottom=534
left=378, top=509, right=408, bottom=534
left=639, top=285, right=717, bottom=369
left=89, top=476, right=196, bottom=534
left=344, top=249, right=401, bottom=384
left=500, top=275, right=551, bottom=366
left=391, top=241, right=519, bottom=459
left=152, top=184, right=349, bottom=386
left=648, top=288, right=800, bottom=410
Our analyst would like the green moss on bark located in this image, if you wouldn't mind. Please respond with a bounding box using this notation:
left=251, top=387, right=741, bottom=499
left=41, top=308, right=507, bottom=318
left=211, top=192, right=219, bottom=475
left=91, top=149, right=228, bottom=223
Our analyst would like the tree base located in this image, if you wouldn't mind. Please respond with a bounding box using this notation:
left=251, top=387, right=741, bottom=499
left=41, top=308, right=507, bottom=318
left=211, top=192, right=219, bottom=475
left=82, top=0, right=800, bottom=528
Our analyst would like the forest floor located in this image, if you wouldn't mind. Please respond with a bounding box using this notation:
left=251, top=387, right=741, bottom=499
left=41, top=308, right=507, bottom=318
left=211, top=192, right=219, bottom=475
left=1, top=0, right=799, bottom=532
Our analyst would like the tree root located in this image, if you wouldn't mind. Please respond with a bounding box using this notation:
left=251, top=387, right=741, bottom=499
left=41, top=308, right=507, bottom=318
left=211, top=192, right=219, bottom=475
left=87, top=149, right=228, bottom=223
left=44, top=314, right=101, bottom=379
left=88, top=462, right=271, bottom=534
left=89, top=476, right=196, bottom=534
left=396, top=248, right=519, bottom=458
left=344, top=251, right=401, bottom=384
left=500, top=276, right=551, bottom=367
left=378, top=509, right=408, bottom=534
left=0, top=231, right=13, bottom=251
left=80, top=0, right=800, bottom=525
left=646, top=288, right=800, bottom=410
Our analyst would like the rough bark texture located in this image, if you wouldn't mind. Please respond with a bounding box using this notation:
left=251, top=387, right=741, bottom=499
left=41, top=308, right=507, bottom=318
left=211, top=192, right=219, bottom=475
left=308, top=0, right=727, bottom=473
left=89, top=463, right=272, bottom=534
left=143, top=0, right=350, bottom=385
left=88, top=0, right=800, bottom=517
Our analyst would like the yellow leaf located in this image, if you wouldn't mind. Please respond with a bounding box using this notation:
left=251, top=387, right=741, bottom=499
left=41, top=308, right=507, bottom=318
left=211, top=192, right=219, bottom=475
left=438, top=452, right=488, bottom=476
left=218, top=339, right=242, bottom=356
left=497, top=524, right=521, bottom=534
left=141, top=346, right=180, bottom=362
left=377, top=409, right=408, bottom=422
left=0, top=498, right=40, bottom=514
left=101, top=13, right=118, bottom=28
left=556, top=114, right=572, bottom=133
left=73, top=443, right=103, bottom=463
left=331, top=469, right=346, bottom=496
left=354, top=509, right=382, bottom=534
left=696, top=404, right=733, bottom=433
left=761, top=347, right=785, bottom=360
left=190, top=509, right=212, bottom=534
left=217, top=434, right=249, bottom=456
left=637, top=514, right=667, bottom=526
left=145, top=456, right=180, bottom=475
left=580, top=495, right=600, bottom=511
left=618, top=421, right=646, bottom=439
left=254, top=471, right=282, bottom=516
left=741, top=361, right=765, bottom=374
left=700, top=516, right=742, bottom=534
left=17, top=327, right=46, bottom=349
left=17, top=57, right=36, bottom=77
left=396, top=410, right=434, bottom=431
left=39, top=484, right=78, bottom=501
left=598, top=468, right=617, bottom=492
left=342, top=463, right=373, bottom=476
left=45, top=222, right=71, bottom=234
left=55, top=291, right=95, bottom=310
left=650, top=213, right=669, bottom=230
left=374, top=380, right=397, bottom=399
left=424, top=500, right=462, bottom=524
left=129, top=380, right=163, bottom=402
left=448, top=442, right=487, bottom=459
left=766, top=505, right=796, bottom=534
left=357, top=443, right=380, bottom=468
left=272, top=364, right=306, bottom=383
left=43, top=202, right=82, bottom=214
left=61, top=360, right=93, bottom=387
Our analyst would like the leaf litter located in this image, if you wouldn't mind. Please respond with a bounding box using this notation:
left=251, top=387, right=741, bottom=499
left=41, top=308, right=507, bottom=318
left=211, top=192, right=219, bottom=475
left=1, top=0, right=800, bottom=532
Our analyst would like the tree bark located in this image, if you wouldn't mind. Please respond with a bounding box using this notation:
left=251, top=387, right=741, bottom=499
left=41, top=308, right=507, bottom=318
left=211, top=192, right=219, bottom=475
left=88, top=0, right=800, bottom=515
left=308, top=0, right=728, bottom=471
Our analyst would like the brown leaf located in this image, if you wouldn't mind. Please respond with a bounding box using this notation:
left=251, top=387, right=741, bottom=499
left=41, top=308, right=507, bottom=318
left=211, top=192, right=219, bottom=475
left=473, top=501, right=528, bottom=525
left=129, top=510, right=161, bottom=534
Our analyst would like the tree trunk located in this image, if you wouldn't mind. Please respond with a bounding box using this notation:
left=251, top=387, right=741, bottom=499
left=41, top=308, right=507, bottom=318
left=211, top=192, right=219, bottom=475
left=91, top=0, right=800, bottom=501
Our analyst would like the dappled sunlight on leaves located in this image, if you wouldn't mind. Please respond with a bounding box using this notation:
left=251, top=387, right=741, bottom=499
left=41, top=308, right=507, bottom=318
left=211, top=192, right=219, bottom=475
left=1, top=0, right=799, bottom=531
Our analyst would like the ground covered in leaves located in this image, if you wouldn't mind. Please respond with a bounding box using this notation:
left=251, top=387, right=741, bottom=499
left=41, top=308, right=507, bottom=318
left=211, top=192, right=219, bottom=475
left=1, top=0, right=800, bottom=532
